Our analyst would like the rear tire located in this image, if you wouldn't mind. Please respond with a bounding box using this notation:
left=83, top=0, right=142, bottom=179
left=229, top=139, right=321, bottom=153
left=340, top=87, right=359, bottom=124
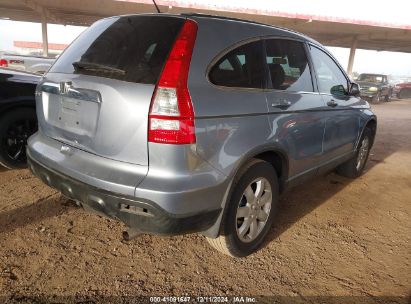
left=0, top=108, right=37, bottom=169
left=336, top=128, right=373, bottom=178
left=206, top=159, right=279, bottom=257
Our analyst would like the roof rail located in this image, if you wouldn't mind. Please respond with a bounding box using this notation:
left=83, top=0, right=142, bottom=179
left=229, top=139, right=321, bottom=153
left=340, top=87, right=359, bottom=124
left=181, top=13, right=270, bottom=27
left=181, top=13, right=312, bottom=41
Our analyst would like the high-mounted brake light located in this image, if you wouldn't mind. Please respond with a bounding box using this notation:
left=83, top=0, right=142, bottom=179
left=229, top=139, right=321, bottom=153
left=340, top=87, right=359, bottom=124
left=148, top=19, right=198, bottom=144
left=0, top=59, right=8, bottom=67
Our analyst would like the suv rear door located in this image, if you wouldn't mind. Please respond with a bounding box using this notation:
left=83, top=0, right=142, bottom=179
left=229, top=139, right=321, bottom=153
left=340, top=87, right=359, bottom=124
left=194, top=39, right=271, bottom=175
left=36, top=15, right=185, bottom=166
left=263, top=38, right=325, bottom=180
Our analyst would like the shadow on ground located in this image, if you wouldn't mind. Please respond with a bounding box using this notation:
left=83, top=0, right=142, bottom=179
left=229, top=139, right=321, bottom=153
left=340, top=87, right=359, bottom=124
left=0, top=195, right=77, bottom=234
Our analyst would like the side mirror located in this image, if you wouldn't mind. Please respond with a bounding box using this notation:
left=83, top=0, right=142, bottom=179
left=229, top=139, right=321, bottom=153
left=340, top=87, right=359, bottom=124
left=330, top=84, right=347, bottom=97
left=349, top=82, right=360, bottom=96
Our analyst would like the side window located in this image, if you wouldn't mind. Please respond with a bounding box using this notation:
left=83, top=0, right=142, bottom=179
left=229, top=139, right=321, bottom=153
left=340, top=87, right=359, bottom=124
left=309, top=46, right=349, bottom=95
left=264, top=39, right=313, bottom=92
left=209, top=40, right=264, bottom=89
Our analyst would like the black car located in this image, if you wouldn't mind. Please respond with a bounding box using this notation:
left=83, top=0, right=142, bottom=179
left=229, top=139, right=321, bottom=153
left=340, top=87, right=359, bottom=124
left=0, top=68, right=40, bottom=168
left=356, top=73, right=393, bottom=103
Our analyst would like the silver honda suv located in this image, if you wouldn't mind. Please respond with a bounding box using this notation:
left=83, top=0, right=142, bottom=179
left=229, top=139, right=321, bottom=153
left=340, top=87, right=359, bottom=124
left=27, top=14, right=376, bottom=257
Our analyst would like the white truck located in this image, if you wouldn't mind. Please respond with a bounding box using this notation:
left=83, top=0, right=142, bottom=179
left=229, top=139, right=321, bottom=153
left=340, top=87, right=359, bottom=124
left=0, top=53, right=55, bottom=75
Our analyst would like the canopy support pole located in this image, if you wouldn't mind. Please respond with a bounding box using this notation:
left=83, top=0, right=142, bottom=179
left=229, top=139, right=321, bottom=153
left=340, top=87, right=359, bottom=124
left=347, top=36, right=358, bottom=76
left=41, top=9, right=49, bottom=57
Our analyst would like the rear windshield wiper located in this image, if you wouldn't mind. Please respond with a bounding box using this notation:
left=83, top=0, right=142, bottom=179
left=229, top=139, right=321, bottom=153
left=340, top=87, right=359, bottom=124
left=72, top=61, right=126, bottom=75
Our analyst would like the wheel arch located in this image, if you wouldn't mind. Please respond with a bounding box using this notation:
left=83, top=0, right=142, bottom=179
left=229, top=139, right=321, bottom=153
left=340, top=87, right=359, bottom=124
left=229, top=145, right=289, bottom=194
left=252, top=150, right=288, bottom=194
left=357, top=117, right=377, bottom=149
left=202, top=146, right=289, bottom=239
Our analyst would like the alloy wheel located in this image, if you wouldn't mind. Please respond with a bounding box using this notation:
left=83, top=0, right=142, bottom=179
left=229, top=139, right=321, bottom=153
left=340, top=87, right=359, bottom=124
left=356, top=137, right=370, bottom=171
left=236, top=177, right=272, bottom=243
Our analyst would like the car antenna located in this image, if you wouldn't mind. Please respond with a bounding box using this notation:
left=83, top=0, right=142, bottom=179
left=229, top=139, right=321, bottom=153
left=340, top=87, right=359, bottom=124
left=152, top=0, right=161, bottom=13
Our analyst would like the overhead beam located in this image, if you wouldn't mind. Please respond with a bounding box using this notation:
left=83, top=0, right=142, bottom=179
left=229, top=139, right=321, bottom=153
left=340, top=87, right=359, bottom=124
left=0, top=8, right=39, bottom=22
left=22, top=0, right=65, bottom=24
left=318, top=35, right=355, bottom=45
left=0, top=1, right=410, bottom=53
left=53, top=10, right=107, bottom=26
left=381, top=45, right=411, bottom=52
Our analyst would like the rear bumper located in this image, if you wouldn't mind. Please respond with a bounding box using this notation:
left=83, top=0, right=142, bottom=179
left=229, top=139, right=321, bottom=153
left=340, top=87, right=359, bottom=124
left=27, top=153, right=221, bottom=235
left=27, top=132, right=147, bottom=197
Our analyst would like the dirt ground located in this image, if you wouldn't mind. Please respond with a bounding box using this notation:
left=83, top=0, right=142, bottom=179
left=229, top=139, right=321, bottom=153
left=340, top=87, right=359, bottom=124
left=0, top=99, right=410, bottom=303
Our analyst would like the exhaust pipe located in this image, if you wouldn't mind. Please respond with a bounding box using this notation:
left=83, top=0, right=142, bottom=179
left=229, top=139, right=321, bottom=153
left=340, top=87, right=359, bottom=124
left=122, top=228, right=142, bottom=241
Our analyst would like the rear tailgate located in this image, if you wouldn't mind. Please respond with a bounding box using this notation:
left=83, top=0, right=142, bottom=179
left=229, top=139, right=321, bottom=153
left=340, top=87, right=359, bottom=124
left=36, top=15, right=186, bottom=166
left=37, top=74, right=154, bottom=165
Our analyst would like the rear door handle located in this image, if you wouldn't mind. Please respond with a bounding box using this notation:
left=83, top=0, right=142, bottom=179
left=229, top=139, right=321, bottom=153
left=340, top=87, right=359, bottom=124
left=327, top=100, right=338, bottom=107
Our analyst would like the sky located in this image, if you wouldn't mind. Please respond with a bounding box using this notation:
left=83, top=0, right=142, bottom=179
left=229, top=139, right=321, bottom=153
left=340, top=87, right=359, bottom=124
left=326, top=47, right=411, bottom=77
left=0, top=0, right=411, bottom=76
left=0, top=20, right=86, bottom=50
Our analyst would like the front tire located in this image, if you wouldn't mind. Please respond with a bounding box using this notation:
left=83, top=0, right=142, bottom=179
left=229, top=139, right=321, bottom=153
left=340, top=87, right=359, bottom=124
left=336, top=128, right=373, bottom=178
left=384, top=93, right=390, bottom=102
left=206, top=159, right=279, bottom=257
left=372, top=92, right=382, bottom=103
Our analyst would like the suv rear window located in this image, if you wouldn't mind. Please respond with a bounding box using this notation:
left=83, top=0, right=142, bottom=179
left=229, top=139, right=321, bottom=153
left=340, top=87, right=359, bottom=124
left=264, top=39, right=313, bottom=92
left=208, top=40, right=264, bottom=89
left=49, top=16, right=185, bottom=84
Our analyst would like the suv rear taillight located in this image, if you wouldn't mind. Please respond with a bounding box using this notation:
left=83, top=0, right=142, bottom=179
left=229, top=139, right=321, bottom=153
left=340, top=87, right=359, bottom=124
left=0, top=59, right=8, bottom=67
left=148, top=19, right=197, bottom=144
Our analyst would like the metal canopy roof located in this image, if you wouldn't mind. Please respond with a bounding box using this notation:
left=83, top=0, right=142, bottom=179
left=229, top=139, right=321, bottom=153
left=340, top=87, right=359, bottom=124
left=0, top=0, right=411, bottom=53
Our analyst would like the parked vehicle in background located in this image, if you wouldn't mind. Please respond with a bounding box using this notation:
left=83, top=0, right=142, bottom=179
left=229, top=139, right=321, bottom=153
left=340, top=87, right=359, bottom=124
left=0, top=53, right=55, bottom=75
left=393, top=82, right=411, bottom=99
left=357, top=73, right=392, bottom=102
left=0, top=68, right=39, bottom=168
left=27, top=14, right=377, bottom=257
